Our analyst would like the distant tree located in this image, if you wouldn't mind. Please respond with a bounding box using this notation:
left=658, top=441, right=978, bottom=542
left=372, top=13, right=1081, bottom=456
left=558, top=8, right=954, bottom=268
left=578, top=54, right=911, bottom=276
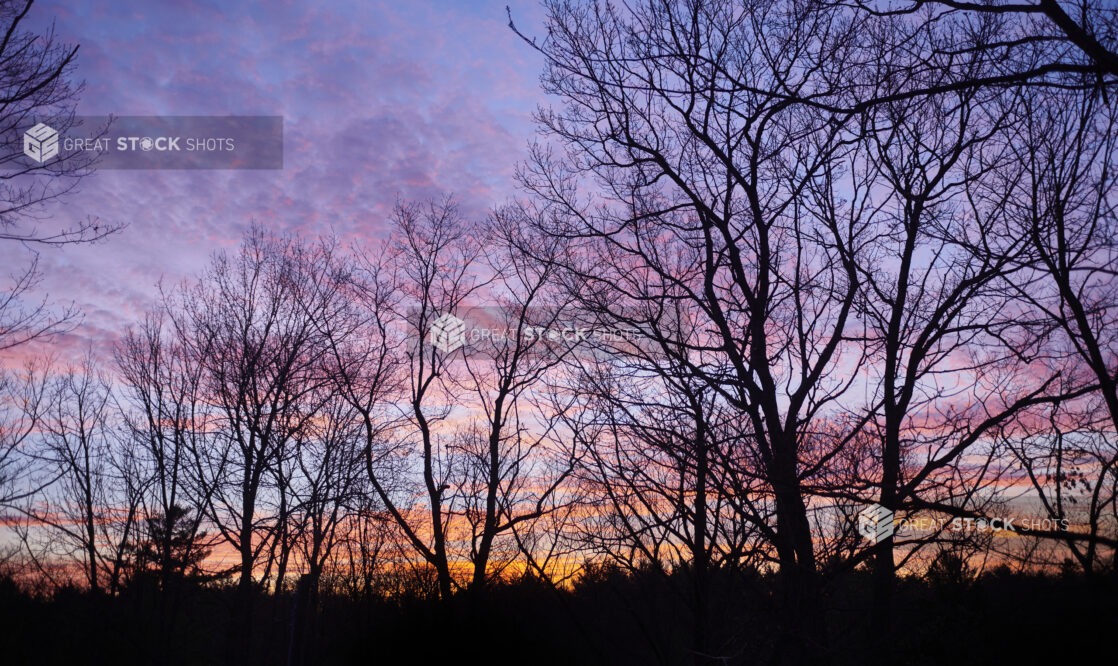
left=1000, top=397, right=1118, bottom=574
left=327, top=495, right=390, bottom=603
left=21, top=355, right=139, bottom=595
left=288, top=393, right=365, bottom=600
left=335, top=199, right=484, bottom=600
left=127, top=503, right=211, bottom=583
left=166, top=228, right=346, bottom=658
left=563, top=351, right=760, bottom=661
left=116, top=311, right=211, bottom=592
left=456, top=210, right=580, bottom=591
left=321, top=200, right=584, bottom=599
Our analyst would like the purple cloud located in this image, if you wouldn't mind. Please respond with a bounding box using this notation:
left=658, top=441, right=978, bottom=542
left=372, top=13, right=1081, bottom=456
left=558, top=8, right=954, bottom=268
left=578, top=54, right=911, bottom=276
left=1, top=0, right=549, bottom=364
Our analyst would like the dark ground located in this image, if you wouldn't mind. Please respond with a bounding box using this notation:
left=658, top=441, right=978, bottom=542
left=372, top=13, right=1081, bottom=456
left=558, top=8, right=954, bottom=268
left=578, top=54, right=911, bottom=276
left=1, top=562, right=1113, bottom=665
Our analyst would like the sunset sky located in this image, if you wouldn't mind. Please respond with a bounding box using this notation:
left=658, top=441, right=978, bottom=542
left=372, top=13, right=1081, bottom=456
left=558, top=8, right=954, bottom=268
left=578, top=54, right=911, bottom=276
left=3, top=0, right=547, bottom=361
left=2, top=3, right=1114, bottom=662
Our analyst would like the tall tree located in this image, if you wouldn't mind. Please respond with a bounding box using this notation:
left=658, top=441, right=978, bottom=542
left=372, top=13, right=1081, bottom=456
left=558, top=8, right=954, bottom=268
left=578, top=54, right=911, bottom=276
left=512, top=2, right=870, bottom=659
left=168, top=228, right=344, bottom=658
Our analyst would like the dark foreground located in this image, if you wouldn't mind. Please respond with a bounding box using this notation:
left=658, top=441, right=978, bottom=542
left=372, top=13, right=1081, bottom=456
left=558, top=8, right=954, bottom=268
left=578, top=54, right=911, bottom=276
left=1, top=563, right=1114, bottom=665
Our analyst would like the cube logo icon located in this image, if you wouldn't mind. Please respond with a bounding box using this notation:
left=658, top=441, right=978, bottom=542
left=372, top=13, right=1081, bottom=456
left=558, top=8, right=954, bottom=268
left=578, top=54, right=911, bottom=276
left=858, top=503, right=894, bottom=544
left=429, top=313, right=466, bottom=354
left=23, top=123, right=59, bottom=163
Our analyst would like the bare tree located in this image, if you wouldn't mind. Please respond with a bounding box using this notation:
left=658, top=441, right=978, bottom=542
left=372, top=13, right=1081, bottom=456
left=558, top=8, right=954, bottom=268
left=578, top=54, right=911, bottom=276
left=0, top=0, right=119, bottom=350
left=842, top=0, right=1118, bottom=83
left=563, top=347, right=763, bottom=662
left=987, top=80, right=1118, bottom=573
left=168, top=228, right=344, bottom=656
left=327, top=492, right=390, bottom=604
left=325, top=199, right=587, bottom=600
left=23, top=355, right=138, bottom=595
left=116, top=311, right=210, bottom=589
left=832, top=52, right=1080, bottom=642
left=114, top=309, right=217, bottom=660
left=284, top=393, right=365, bottom=665
left=510, top=2, right=874, bottom=659
left=329, top=199, right=484, bottom=600
left=0, top=358, right=48, bottom=508
left=454, top=210, right=581, bottom=591
left=1000, top=396, right=1118, bottom=573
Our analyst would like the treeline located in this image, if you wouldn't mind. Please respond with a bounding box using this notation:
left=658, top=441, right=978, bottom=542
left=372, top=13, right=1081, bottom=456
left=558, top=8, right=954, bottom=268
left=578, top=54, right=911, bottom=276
left=1, top=0, right=1118, bottom=664
left=2, top=560, right=1114, bottom=665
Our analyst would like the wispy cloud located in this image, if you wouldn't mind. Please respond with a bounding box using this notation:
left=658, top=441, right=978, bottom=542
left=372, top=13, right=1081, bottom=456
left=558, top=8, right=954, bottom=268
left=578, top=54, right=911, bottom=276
left=1, top=0, right=547, bottom=362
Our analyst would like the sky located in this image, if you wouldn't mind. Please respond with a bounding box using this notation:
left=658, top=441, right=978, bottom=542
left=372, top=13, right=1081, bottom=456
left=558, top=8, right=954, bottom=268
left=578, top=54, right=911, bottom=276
left=1, top=0, right=1104, bottom=583
left=2, top=0, right=549, bottom=362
